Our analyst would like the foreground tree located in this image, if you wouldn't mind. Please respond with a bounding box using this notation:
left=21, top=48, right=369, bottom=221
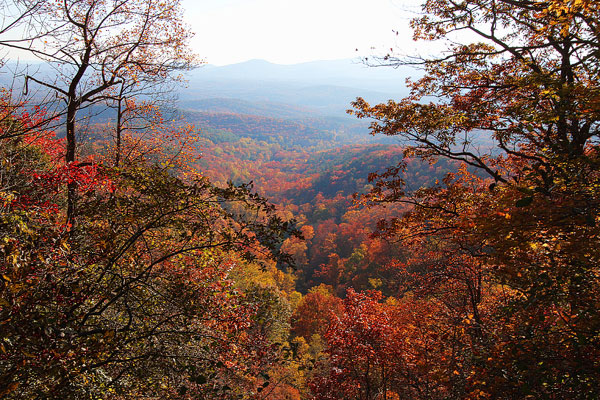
left=347, top=0, right=600, bottom=397
left=0, top=103, right=298, bottom=399
left=1, top=0, right=196, bottom=225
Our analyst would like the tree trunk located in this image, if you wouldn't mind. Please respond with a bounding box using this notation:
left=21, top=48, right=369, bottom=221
left=66, top=98, right=78, bottom=230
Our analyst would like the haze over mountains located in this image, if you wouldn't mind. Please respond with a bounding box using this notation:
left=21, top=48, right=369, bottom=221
left=1, top=58, right=414, bottom=120
left=1, top=58, right=424, bottom=150
left=179, top=58, right=414, bottom=118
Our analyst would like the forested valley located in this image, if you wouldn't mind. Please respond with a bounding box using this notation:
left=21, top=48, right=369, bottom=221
left=1, top=0, right=599, bottom=399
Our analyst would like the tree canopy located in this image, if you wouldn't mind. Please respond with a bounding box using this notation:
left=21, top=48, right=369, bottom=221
left=334, top=0, right=600, bottom=397
left=2, top=0, right=600, bottom=398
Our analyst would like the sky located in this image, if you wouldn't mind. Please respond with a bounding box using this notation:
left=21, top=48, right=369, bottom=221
left=181, top=0, right=420, bottom=66
left=1, top=0, right=423, bottom=66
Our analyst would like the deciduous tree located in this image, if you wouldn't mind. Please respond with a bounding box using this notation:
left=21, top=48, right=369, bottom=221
left=2, top=0, right=197, bottom=226
left=0, top=103, right=299, bottom=399
left=351, top=0, right=600, bottom=397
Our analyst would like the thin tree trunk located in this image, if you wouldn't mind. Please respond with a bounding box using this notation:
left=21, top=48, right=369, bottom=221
left=66, top=98, right=78, bottom=230
left=115, top=95, right=123, bottom=167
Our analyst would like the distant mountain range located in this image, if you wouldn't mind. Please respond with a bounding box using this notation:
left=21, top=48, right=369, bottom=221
left=1, top=58, right=417, bottom=141
left=1, top=58, right=415, bottom=118
left=179, top=58, right=416, bottom=118
left=188, top=59, right=413, bottom=91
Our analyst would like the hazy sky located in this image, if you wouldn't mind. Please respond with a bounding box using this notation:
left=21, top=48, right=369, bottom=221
left=181, top=0, right=420, bottom=65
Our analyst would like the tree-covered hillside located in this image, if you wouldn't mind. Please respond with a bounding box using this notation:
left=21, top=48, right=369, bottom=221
left=2, top=0, right=600, bottom=399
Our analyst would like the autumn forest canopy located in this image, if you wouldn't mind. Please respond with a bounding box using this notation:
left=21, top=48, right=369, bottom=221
left=1, top=0, right=600, bottom=398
